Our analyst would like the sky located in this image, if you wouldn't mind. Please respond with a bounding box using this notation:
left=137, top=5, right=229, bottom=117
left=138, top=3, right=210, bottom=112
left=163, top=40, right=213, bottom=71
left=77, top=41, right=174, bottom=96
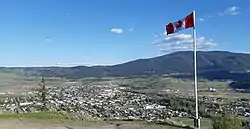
left=1, top=0, right=250, bottom=67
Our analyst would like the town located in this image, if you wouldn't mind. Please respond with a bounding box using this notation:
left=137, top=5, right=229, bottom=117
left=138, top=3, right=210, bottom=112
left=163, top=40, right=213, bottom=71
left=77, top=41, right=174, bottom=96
left=0, top=79, right=249, bottom=128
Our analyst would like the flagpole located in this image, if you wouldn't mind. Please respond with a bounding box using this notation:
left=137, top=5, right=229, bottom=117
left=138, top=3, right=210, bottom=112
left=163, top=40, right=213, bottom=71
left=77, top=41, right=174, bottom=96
left=193, top=10, right=200, bottom=129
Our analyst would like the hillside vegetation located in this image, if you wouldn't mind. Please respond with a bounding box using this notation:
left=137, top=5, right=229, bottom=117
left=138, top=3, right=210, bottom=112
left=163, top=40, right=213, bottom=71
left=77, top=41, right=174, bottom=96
left=229, top=79, right=250, bottom=90
left=1, top=51, right=250, bottom=80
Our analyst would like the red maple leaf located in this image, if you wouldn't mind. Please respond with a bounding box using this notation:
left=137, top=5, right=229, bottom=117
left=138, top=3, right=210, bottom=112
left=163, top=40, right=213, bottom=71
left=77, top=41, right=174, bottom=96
left=175, top=20, right=183, bottom=29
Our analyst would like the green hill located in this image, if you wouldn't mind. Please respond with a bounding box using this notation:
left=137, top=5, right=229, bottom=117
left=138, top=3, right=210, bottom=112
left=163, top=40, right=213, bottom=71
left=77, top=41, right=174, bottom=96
left=2, top=51, right=250, bottom=80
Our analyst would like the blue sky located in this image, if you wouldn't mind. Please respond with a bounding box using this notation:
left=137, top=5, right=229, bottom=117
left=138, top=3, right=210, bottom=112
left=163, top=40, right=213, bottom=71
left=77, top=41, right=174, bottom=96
left=1, top=0, right=250, bottom=67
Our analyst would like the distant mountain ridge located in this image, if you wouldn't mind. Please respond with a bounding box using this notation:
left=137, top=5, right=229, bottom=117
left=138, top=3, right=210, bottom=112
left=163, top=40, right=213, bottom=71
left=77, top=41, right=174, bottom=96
left=3, top=51, right=250, bottom=80
left=229, top=79, right=250, bottom=90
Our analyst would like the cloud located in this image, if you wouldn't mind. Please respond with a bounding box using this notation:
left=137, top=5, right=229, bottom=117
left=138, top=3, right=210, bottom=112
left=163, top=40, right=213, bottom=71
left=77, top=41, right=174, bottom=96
left=45, top=37, right=51, bottom=42
left=110, top=28, right=123, bottom=34
left=55, top=62, right=62, bottom=66
left=219, top=6, right=241, bottom=16
left=153, top=33, right=217, bottom=53
left=67, top=12, right=72, bottom=16
left=199, top=18, right=204, bottom=21
left=128, top=27, right=135, bottom=32
left=153, top=34, right=158, bottom=38
left=207, top=15, right=213, bottom=18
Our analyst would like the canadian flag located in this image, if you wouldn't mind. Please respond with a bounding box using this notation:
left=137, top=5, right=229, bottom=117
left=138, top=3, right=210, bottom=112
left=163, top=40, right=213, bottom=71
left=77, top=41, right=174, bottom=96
left=166, top=12, right=194, bottom=35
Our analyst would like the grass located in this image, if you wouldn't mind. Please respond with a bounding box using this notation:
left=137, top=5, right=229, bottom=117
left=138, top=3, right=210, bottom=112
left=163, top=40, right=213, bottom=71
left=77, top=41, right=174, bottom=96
left=0, top=71, right=72, bottom=92
left=0, top=111, right=68, bottom=120
left=182, top=119, right=212, bottom=127
left=123, top=76, right=250, bottom=99
left=237, top=116, right=250, bottom=121
left=0, top=112, right=184, bottom=129
left=0, top=111, right=106, bottom=126
left=173, top=117, right=212, bottom=128
left=137, top=123, right=182, bottom=129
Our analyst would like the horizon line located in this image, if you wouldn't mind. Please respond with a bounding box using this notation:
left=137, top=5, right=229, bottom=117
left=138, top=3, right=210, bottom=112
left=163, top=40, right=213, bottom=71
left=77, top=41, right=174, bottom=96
left=0, top=50, right=249, bottom=68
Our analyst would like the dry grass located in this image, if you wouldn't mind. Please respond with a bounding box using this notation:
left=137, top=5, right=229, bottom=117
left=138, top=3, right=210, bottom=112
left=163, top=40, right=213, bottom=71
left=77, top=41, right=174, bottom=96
left=0, top=119, right=184, bottom=129
left=0, top=112, right=182, bottom=129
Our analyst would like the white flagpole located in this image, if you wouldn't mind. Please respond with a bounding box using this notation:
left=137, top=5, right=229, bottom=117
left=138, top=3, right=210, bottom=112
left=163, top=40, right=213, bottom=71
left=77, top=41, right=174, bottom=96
left=192, top=10, right=200, bottom=128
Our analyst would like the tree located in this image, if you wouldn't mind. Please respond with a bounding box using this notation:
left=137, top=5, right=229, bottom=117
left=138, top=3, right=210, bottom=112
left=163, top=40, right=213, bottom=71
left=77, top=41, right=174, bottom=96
left=198, top=103, right=207, bottom=117
left=38, top=76, right=47, bottom=111
left=242, top=121, right=250, bottom=129
left=212, top=114, right=242, bottom=129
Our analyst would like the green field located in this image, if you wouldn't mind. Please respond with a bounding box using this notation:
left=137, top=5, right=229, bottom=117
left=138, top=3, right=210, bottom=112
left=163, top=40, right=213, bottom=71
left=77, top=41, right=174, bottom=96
left=172, top=117, right=212, bottom=128
left=0, top=71, right=77, bottom=93
left=120, top=76, right=250, bottom=99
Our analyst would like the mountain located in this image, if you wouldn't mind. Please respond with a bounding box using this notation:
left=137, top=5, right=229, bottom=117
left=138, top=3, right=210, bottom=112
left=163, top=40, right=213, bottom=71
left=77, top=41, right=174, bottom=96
left=229, top=79, right=250, bottom=90
left=4, top=51, right=250, bottom=80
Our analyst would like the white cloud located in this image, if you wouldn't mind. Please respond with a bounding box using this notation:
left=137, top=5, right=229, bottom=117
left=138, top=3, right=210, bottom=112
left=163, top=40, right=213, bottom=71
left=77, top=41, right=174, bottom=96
left=128, top=27, right=135, bottom=32
left=32, top=61, right=36, bottom=65
left=67, top=12, right=71, bottom=15
left=219, top=6, right=241, bottom=16
left=110, top=28, right=123, bottom=34
left=45, top=37, right=51, bottom=42
left=153, top=33, right=217, bottom=53
left=55, top=62, right=62, bottom=66
left=153, top=34, right=158, bottom=38
left=199, top=18, right=204, bottom=21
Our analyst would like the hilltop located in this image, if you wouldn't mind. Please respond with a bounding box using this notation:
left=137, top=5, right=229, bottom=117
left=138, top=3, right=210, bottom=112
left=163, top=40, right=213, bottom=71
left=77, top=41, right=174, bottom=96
left=2, top=51, right=250, bottom=80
